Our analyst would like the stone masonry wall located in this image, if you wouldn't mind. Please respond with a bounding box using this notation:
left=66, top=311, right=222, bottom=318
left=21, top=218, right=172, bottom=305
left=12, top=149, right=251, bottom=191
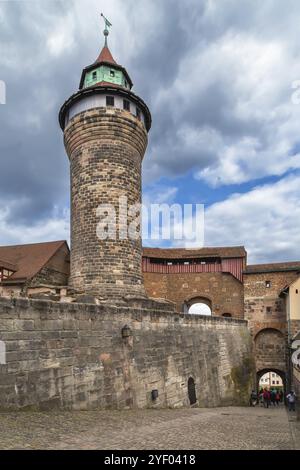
left=0, top=297, right=254, bottom=410
left=64, top=107, right=148, bottom=299
left=244, top=271, right=299, bottom=379
left=143, top=271, right=244, bottom=318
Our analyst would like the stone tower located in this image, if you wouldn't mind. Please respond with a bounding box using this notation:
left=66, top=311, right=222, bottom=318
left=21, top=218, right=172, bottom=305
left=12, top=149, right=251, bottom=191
left=59, top=20, right=151, bottom=299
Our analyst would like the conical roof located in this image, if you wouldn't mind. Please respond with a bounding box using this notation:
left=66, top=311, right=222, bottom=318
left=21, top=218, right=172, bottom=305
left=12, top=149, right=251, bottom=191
left=95, top=45, right=117, bottom=65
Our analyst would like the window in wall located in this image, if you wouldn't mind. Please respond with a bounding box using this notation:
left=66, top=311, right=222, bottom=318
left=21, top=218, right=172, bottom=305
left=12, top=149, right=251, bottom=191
left=266, top=281, right=271, bottom=288
left=110, top=70, right=115, bottom=77
left=136, top=107, right=141, bottom=120
left=92, top=71, right=97, bottom=80
left=266, top=306, right=272, bottom=314
left=106, top=96, right=115, bottom=107
left=188, top=303, right=212, bottom=316
left=296, top=289, right=299, bottom=294
left=123, top=100, right=130, bottom=111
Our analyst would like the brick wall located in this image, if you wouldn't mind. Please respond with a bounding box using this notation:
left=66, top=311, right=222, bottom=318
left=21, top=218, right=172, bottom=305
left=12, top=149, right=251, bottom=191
left=143, top=271, right=244, bottom=318
left=0, top=297, right=254, bottom=410
left=254, top=328, right=286, bottom=372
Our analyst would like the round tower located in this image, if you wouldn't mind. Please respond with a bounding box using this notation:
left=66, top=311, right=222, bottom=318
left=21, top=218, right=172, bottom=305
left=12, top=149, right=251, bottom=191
left=59, top=20, right=151, bottom=299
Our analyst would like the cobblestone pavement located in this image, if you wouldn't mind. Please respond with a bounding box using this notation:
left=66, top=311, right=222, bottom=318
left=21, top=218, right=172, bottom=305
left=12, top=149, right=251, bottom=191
left=0, top=405, right=299, bottom=450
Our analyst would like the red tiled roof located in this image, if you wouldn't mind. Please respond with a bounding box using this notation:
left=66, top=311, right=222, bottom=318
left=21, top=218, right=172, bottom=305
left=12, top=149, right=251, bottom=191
left=245, top=261, right=300, bottom=274
left=142, top=246, right=246, bottom=259
left=0, top=241, right=68, bottom=282
left=95, top=46, right=117, bottom=65
left=0, top=258, right=18, bottom=272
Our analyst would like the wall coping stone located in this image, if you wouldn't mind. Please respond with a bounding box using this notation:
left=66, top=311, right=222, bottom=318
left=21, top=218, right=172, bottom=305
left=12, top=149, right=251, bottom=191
left=0, top=297, right=247, bottom=326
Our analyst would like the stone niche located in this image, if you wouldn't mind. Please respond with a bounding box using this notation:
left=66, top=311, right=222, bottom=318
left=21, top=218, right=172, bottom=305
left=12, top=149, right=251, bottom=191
left=0, top=297, right=255, bottom=410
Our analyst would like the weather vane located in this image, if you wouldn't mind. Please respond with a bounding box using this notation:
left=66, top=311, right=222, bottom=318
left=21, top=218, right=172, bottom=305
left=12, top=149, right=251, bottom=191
left=101, top=13, right=112, bottom=47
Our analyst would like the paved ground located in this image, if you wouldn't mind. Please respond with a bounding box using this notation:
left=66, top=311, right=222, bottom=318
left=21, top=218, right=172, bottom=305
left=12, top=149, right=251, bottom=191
left=0, top=404, right=299, bottom=450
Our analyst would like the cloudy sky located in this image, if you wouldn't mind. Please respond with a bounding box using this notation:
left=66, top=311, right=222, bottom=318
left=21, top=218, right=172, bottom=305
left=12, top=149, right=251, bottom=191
left=0, top=0, right=300, bottom=263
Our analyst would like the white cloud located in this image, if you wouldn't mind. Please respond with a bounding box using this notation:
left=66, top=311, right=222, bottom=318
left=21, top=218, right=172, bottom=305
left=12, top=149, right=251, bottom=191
left=204, top=174, right=300, bottom=263
left=0, top=204, right=69, bottom=246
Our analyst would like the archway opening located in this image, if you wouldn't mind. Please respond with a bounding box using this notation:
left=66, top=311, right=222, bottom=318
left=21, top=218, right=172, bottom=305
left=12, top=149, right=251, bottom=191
left=188, top=303, right=212, bottom=316
left=188, top=377, right=197, bottom=405
left=257, top=369, right=286, bottom=403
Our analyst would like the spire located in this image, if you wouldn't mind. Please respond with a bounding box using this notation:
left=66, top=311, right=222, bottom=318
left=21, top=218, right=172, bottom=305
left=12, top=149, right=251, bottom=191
left=101, top=13, right=112, bottom=47
left=95, top=14, right=116, bottom=65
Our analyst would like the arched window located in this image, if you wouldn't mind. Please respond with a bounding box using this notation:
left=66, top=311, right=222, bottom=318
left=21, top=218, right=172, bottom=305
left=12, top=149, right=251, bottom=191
left=184, top=296, right=212, bottom=316
left=188, top=303, right=212, bottom=316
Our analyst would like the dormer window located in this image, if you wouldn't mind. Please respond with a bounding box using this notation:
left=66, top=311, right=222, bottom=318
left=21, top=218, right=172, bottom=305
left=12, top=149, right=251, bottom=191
left=110, top=70, right=115, bottom=77
left=0, top=268, right=14, bottom=282
left=92, top=71, right=97, bottom=80
left=106, top=96, right=115, bottom=107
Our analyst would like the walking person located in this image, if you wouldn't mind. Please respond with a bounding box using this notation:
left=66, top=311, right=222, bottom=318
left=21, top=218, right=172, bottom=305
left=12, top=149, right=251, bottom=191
left=263, top=388, right=270, bottom=408
left=286, top=391, right=297, bottom=412
left=270, top=389, right=276, bottom=406
left=249, top=390, right=257, bottom=406
left=279, top=390, right=283, bottom=402
left=275, top=390, right=280, bottom=406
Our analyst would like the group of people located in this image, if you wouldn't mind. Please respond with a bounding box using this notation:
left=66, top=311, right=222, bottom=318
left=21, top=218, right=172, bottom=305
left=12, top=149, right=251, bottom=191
left=259, top=388, right=283, bottom=408
left=250, top=388, right=297, bottom=411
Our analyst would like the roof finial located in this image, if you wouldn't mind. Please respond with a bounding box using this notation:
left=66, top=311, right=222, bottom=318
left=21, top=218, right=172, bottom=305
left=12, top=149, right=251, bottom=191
left=101, top=13, right=112, bottom=47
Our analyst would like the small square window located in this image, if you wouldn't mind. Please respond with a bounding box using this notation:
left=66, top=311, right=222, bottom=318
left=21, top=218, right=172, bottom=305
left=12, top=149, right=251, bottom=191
left=110, top=70, right=115, bottom=77
left=136, top=107, right=141, bottom=120
left=106, top=96, right=114, bottom=107
left=266, top=306, right=272, bottom=314
left=266, top=281, right=271, bottom=288
left=123, top=100, right=130, bottom=111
